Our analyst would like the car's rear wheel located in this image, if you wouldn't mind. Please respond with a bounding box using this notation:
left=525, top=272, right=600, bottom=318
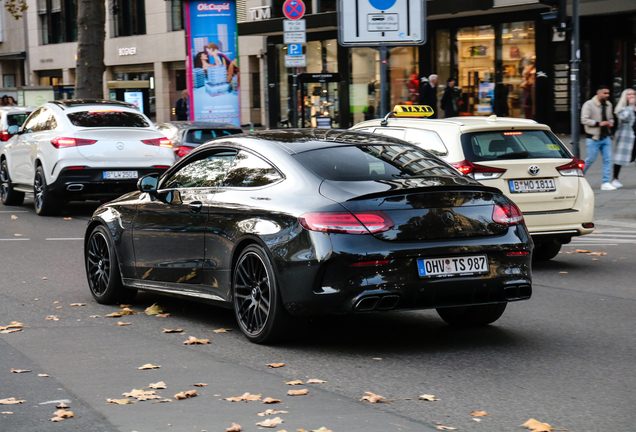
left=533, top=241, right=562, bottom=261
left=85, top=225, right=137, bottom=304
left=436, top=303, right=507, bottom=327
left=232, top=244, right=305, bottom=344
left=34, top=166, right=60, bottom=216
left=0, top=159, right=24, bottom=206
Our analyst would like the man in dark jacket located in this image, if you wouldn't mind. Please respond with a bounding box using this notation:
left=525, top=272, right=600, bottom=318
left=440, top=77, right=458, bottom=118
left=175, top=90, right=189, bottom=121
left=419, top=74, right=438, bottom=118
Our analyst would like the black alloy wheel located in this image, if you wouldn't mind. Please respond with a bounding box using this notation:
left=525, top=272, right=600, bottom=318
left=85, top=225, right=136, bottom=304
left=0, top=159, right=24, bottom=206
left=232, top=244, right=304, bottom=344
left=436, top=303, right=507, bottom=327
left=33, top=166, right=60, bottom=216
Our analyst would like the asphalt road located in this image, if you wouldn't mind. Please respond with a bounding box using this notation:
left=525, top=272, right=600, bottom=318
left=1, top=197, right=635, bottom=432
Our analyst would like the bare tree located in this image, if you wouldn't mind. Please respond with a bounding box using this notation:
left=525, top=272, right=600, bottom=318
left=75, top=0, right=106, bottom=99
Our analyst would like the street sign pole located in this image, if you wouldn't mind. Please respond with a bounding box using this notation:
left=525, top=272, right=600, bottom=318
left=570, top=0, right=580, bottom=158
left=379, top=45, right=388, bottom=117
left=292, top=67, right=298, bottom=128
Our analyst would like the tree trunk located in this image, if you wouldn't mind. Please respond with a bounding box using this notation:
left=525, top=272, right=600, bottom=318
left=75, top=0, right=106, bottom=99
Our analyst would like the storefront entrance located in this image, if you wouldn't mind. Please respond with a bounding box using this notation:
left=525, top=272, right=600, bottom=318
left=298, top=73, right=340, bottom=128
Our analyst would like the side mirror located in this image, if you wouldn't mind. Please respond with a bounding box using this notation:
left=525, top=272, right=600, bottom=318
left=7, top=125, right=19, bottom=135
left=137, top=173, right=158, bottom=194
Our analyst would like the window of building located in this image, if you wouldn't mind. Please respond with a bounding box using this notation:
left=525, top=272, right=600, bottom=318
left=38, top=0, right=77, bottom=45
left=350, top=47, right=380, bottom=125
left=502, top=21, right=536, bottom=119
left=113, top=0, right=146, bottom=37
left=171, top=0, right=184, bottom=31
left=389, top=46, right=418, bottom=108
left=456, top=25, right=496, bottom=116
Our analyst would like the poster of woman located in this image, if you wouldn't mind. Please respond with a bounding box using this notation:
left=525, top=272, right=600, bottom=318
left=186, top=1, right=240, bottom=126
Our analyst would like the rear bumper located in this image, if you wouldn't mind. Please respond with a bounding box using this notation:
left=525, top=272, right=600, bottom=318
left=48, top=167, right=168, bottom=201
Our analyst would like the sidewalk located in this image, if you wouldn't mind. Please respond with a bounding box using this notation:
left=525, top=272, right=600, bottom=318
left=558, top=134, right=636, bottom=225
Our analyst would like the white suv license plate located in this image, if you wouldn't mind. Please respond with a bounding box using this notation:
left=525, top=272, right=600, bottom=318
left=509, top=178, right=556, bottom=193
left=417, top=255, right=489, bottom=278
left=103, top=171, right=138, bottom=180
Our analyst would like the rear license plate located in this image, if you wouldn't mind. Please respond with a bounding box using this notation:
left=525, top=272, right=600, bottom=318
left=509, top=178, right=556, bottom=193
left=417, top=255, right=488, bottom=278
left=103, top=171, right=138, bottom=180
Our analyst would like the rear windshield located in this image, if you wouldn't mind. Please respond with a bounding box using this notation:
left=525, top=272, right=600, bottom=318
left=7, top=113, right=31, bottom=127
left=461, top=130, right=570, bottom=162
left=67, top=111, right=150, bottom=128
left=185, top=128, right=241, bottom=144
left=294, top=144, right=456, bottom=181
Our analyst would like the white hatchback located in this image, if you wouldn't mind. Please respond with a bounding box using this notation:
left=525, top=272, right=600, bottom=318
left=351, top=110, right=595, bottom=261
left=0, top=100, right=176, bottom=215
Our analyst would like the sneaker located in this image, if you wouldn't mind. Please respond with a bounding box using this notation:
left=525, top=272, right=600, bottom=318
left=610, top=179, right=624, bottom=188
left=600, top=182, right=617, bottom=191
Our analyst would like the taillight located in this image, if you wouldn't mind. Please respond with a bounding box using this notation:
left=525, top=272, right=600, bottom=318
left=556, top=157, right=585, bottom=177
left=299, top=211, right=394, bottom=235
left=153, top=165, right=170, bottom=169
left=142, top=138, right=173, bottom=148
left=451, top=159, right=506, bottom=180
left=0, top=130, right=12, bottom=141
left=177, top=146, right=193, bottom=158
left=492, top=202, right=524, bottom=226
left=350, top=260, right=391, bottom=267
left=51, top=137, right=97, bottom=148
left=506, top=251, right=530, bottom=256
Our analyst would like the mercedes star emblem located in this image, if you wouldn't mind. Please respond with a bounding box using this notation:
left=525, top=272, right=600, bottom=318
left=116, top=142, right=125, bottom=150
left=528, top=165, right=540, bottom=175
left=441, top=211, right=456, bottom=226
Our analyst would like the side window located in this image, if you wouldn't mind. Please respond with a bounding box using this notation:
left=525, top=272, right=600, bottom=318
left=223, top=151, right=282, bottom=187
left=403, top=129, right=448, bottom=156
left=22, top=108, right=43, bottom=133
left=371, top=128, right=405, bottom=140
left=37, top=110, right=58, bottom=131
left=164, top=150, right=237, bottom=189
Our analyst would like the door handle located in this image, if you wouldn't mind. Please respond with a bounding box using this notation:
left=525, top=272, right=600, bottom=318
left=188, top=201, right=203, bottom=214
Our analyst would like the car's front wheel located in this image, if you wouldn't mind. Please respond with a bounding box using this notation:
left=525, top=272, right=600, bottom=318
left=85, top=225, right=137, bottom=304
left=0, top=159, right=24, bottom=206
left=34, top=166, right=60, bottom=216
left=232, top=244, right=305, bottom=344
left=436, top=303, right=507, bottom=327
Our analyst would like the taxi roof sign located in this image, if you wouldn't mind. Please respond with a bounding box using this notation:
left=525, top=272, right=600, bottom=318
left=393, top=105, right=434, bottom=117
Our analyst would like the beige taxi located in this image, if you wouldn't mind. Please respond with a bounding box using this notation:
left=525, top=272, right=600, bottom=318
left=351, top=107, right=595, bottom=261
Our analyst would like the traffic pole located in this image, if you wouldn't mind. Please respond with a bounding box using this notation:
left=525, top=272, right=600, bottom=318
left=570, top=0, right=580, bottom=157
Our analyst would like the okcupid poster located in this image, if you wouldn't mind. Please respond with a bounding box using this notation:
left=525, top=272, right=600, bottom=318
left=186, top=1, right=240, bottom=126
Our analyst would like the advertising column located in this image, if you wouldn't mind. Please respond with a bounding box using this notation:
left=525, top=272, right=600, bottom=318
left=186, top=1, right=240, bottom=126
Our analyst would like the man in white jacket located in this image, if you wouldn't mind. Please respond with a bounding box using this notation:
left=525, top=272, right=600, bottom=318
left=581, top=86, right=615, bottom=190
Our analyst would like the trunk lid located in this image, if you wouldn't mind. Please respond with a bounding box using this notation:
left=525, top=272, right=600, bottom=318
left=73, top=129, right=162, bottom=162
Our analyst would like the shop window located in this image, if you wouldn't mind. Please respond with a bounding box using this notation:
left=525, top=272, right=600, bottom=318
left=171, top=0, right=184, bottom=31
left=456, top=25, right=496, bottom=116
left=501, top=22, right=536, bottom=119
left=350, top=47, right=380, bottom=125
left=113, top=0, right=146, bottom=37
left=389, top=46, right=419, bottom=108
left=38, top=0, right=77, bottom=45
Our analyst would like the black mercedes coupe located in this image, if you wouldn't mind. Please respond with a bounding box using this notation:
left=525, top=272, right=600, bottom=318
left=84, top=130, right=532, bottom=344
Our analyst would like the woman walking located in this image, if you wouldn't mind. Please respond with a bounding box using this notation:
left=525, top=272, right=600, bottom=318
left=610, top=88, right=636, bottom=188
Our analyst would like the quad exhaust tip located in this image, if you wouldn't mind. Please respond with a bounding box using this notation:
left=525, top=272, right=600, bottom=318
left=66, top=184, right=84, bottom=191
left=354, top=294, right=400, bottom=312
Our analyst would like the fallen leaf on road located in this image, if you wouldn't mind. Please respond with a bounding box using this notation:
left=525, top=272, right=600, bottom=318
left=145, top=303, right=166, bottom=315
left=137, top=363, right=160, bottom=370
left=55, top=306, right=63, bottom=310
left=287, top=389, right=309, bottom=396
left=225, top=392, right=261, bottom=402
left=436, top=427, right=456, bottom=431
left=1, top=411, right=13, bottom=414
left=43, top=277, right=48, bottom=280
left=174, top=390, right=198, bottom=400
left=0, top=398, right=24, bottom=405
left=520, top=418, right=568, bottom=431
left=575, top=249, right=590, bottom=253
left=473, top=419, right=482, bottom=422
left=117, top=322, right=131, bottom=326
left=11, top=368, right=31, bottom=373
left=38, top=374, right=50, bottom=377
left=256, top=417, right=283, bottom=428
left=153, top=399, right=172, bottom=403
left=45, top=315, right=60, bottom=321
left=470, top=411, right=488, bottom=417
left=261, top=397, right=281, bottom=404
left=156, top=313, right=170, bottom=318
left=69, top=303, right=86, bottom=307
left=0, top=328, right=22, bottom=334
left=63, top=217, right=73, bottom=221
left=14, top=234, right=23, bottom=237
left=90, top=315, right=101, bottom=318
left=193, top=383, right=208, bottom=387
left=106, top=398, right=134, bottom=405
left=372, top=357, right=382, bottom=360
left=587, top=251, right=607, bottom=256
left=149, top=381, right=167, bottom=389
left=183, top=336, right=210, bottom=345
left=226, top=422, right=242, bottom=431
left=11, top=215, right=17, bottom=219
left=56, top=402, right=69, bottom=408
left=419, top=394, right=439, bottom=401
left=258, top=409, right=288, bottom=416
left=307, top=379, right=327, bottom=384
left=266, top=363, right=284, bottom=368
left=53, top=301, right=59, bottom=304
left=105, top=312, right=123, bottom=318
left=361, top=392, right=387, bottom=403
left=213, top=328, right=231, bottom=333
left=50, top=409, right=74, bottom=421
left=559, top=272, right=568, bottom=274
left=120, top=308, right=136, bottom=315
left=592, top=258, right=600, bottom=261
left=311, top=428, right=333, bottom=432
left=284, top=380, right=303, bottom=385
left=163, top=328, right=183, bottom=333
left=122, top=389, right=161, bottom=401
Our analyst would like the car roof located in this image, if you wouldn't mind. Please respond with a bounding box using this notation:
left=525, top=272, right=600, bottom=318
left=155, top=121, right=242, bottom=130
left=211, top=129, right=415, bottom=154
left=355, top=116, right=551, bottom=133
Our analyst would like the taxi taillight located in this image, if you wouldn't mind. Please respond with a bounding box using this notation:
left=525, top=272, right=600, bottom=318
left=556, top=158, right=585, bottom=177
left=451, top=159, right=506, bottom=180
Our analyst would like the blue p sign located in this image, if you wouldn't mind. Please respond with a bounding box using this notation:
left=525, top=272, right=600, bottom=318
left=288, top=43, right=302, bottom=56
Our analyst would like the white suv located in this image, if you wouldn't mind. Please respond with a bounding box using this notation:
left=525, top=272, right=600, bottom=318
left=0, top=100, right=176, bottom=215
left=351, top=112, right=595, bottom=261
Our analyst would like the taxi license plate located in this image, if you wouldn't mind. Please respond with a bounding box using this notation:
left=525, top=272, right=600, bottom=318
left=103, top=171, right=138, bottom=180
left=417, top=255, right=488, bottom=278
left=509, top=178, right=556, bottom=193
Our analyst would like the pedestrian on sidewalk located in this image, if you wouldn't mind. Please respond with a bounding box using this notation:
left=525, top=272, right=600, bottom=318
left=175, top=90, right=189, bottom=121
left=610, top=88, right=636, bottom=189
left=419, top=74, right=439, bottom=118
left=581, top=85, right=615, bottom=190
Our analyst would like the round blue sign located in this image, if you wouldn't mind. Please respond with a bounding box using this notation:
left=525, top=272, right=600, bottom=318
left=369, top=0, right=397, bottom=10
